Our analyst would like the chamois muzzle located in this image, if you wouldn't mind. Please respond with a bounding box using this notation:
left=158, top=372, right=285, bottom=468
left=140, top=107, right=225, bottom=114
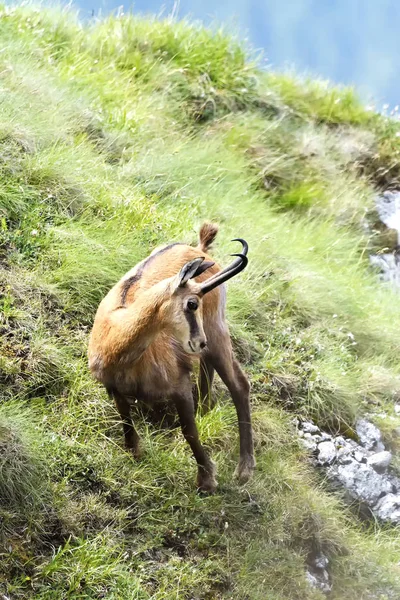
left=200, top=238, right=248, bottom=295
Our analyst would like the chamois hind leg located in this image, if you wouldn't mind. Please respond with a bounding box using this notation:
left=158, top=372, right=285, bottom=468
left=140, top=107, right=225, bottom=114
left=108, top=388, right=141, bottom=459
left=195, top=355, right=215, bottom=414
left=172, top=385, right=217, bottom=493
left=208, top=331, right=255, bottom=483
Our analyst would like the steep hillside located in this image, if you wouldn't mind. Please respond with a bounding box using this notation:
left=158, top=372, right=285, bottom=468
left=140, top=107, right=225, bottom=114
left=1, top=5, right=400, bottom=599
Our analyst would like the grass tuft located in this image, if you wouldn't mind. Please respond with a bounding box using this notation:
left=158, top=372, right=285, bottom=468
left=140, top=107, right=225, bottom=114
left=0, top=402, right=49, bottom=508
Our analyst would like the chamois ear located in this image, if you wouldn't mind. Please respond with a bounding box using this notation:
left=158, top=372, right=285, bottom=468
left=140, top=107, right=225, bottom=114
left=193, top=260, right=215, bottom=277
left=173, top=257, right=205, bottom=291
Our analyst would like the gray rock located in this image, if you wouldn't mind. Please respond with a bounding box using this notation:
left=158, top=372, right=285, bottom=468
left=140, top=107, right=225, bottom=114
left=367, top=451, right=392, bottom=474
left=334, top=461, right=392, bottom=505
left=334, top=436, right=346, bottom=447
left=336, top=446, right=353, bottom=464
left=370, top=253, right=400, bottom=287
left=353, top=450, right=366, bottom=463
left=302, top=422, right=320, bottom=434
left=393, top=427, right=400, bottom=438
left=371, top=191, right=400, bottom=288
left=306, top=552, right=332, bottom=594
left=376, top=190, right=400, bottom=233
left=374, top=494, right=400, bottom=523
left=355, top=418, right=385, bottom=452
left=297, top=416, right=400, bottom=524
left=306, top=570, right=332, bottom=594
left=317, top=441, right=336, bottom=465
left=313, top=553, right=329, bottom=570
left=389, top=475, right=400, bottom=493
left=301, top=438, right=317, bottom=452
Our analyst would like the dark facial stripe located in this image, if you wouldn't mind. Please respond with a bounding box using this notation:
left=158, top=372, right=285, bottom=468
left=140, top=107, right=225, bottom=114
left=120, top=243, right=183, bottom=305
left=185, top=310, right=199, bottom=338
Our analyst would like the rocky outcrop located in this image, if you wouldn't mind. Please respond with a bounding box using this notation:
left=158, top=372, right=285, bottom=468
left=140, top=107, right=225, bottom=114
left=370, top=190, right=400, bottom=286
left=297, top=418, right=400, bottom=524
left=306, top=552, right=332, bottom=595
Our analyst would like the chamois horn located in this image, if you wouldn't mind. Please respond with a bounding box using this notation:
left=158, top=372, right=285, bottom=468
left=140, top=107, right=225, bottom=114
left=199, top=238, right=248, bottom=295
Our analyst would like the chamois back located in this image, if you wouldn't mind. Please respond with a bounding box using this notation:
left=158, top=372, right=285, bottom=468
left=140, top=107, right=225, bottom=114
left=120, top=242, right=222, bottom=312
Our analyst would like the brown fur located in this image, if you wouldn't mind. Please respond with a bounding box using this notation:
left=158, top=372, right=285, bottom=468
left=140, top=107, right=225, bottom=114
left=88, top=223, right=255, bottom=492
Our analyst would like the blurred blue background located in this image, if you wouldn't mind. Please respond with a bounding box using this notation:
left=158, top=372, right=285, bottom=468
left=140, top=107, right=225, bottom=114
left=75, top=0, right=400, bottom=107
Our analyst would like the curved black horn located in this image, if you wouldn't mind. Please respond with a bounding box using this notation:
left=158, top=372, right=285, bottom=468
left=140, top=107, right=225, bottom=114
left=199, top=238, right=248, bottom=295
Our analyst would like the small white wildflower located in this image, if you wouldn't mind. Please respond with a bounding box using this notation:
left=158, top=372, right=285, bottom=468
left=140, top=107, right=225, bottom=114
left=31, top=229, right=39, bottom=236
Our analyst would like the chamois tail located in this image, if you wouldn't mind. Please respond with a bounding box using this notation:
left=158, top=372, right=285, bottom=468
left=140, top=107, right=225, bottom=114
left=198, top=222, right=219, bottom=253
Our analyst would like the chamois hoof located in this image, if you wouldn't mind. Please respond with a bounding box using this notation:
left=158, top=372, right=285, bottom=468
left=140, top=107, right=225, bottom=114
left=126, top=445, right=142, bottom=460
left=197, top=478, right=218, bottom=495
left=235, top=455, right=256, bottom=484
left=197, top=461, right=217, bottom=494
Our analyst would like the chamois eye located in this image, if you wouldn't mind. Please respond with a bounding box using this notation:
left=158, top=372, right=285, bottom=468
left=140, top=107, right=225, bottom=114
left=187, top=299, right=198, bottom=311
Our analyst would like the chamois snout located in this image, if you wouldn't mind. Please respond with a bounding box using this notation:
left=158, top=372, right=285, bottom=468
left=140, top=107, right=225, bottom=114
left=180, top=295, right=207, bottom=355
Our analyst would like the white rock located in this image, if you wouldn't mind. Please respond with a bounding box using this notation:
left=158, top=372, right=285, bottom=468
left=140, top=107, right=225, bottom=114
left=355, top=418, right=385, bottom=451
left=334, top=436, right=346, bottom=447
left=336, top=446, right=353, bottom=464
left=306, top=566, right=332, bottom=594
left=335, top=461, right=392, bottom=505
left=374, top=493, right=400, bottom=523
left=313, top=553, right=329, bottom=569
left=317, top=441, right=336, bottom=465
left=302, top=422, right=320, bottom=434
left=367, top=451, right=392, bottom=473
left=394, top=403, right=400, bottom=414
left=301, top=438, right=317, bottom=452
left=353, top=450, right=366, bottom=463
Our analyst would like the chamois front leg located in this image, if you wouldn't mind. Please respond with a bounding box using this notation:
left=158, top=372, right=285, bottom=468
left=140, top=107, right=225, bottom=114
left=108, top=389, right=141, bottom=458
left=207, top=330, right=255, bottom=483
left=173, top=390, right=217, bottom=493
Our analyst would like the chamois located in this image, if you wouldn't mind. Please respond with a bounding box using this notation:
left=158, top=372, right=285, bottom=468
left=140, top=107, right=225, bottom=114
left=88, top=223, right=255, bottom=492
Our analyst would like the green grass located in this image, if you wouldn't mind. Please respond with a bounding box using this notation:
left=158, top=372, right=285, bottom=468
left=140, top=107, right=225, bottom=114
left=1, top=3, right=400, bottom=598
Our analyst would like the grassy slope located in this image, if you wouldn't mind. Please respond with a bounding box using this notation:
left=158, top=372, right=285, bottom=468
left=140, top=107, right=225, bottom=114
left=1, top=4, right=400, bottom=599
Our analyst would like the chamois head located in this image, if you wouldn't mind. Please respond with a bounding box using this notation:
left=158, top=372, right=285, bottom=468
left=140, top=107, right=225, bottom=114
left=168, top=239, right=248, bottom=355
